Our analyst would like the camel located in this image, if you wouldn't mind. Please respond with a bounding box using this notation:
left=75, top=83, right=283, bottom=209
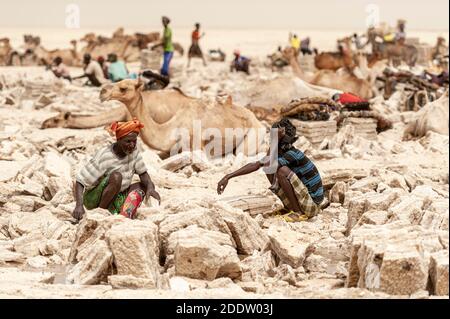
left=432, top=37, right=448, bottom=60
left=314, top=37, right=357, bottom=72
left=43, top=79, right=265, bottom=157
left=283, top=47, right=375, bottom=100
left=366, top=29, right=418, bottom=67
left=9, top=35, right=81, bottom=66
left=403, top=91, right=449, bottom=139
left=33, top=40, right=80, bottom=66
left=79, top=28, right=183, bottom=63
left=0, top=38, right=15, bottom=66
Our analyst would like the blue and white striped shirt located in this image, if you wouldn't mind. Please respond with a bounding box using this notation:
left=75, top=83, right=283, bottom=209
left=278, top=148, right=324, bottom=204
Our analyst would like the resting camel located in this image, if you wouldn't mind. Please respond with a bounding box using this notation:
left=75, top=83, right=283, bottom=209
left=284, top=47, right=375, bottom=99
left=42, top=80, right=264, bottom=157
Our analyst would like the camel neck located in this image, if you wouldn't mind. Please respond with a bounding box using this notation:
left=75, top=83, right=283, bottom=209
left=128, top=92, right=143, bottom=114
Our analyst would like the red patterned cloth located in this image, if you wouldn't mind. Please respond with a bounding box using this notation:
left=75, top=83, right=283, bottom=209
left=120, top=189, right=145, bottom=219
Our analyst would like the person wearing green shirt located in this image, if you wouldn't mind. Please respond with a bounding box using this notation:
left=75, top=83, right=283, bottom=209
left=152, top=16, right=174, bottom=77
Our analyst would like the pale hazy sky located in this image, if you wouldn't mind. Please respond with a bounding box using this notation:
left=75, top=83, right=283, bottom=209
left=1, top=0, right=448, bottom=30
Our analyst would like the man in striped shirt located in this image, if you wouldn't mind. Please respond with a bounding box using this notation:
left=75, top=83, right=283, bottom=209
left=217, top=118, right=323, bottom=222
left=72, top=119, right=160, bottom=221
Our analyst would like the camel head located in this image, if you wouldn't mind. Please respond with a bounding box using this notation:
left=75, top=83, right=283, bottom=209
left=100, top=79, right=144, bottom=105
left=81, top=33, right=96, bottom=43
left=41, top=112, right=71, bottom=129
left=282, top=47, right=296, bottom=61
left=437, top=37, right=446, bottom=46
left=113, top=27, right=125, bottom=38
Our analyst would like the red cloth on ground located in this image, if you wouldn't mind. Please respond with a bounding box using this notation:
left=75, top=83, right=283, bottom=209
left=339, top=92, right=367, bottom=104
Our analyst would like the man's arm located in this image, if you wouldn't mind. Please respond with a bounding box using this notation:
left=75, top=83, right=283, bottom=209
left=139, top=172, right=161, bottom=204
left=151, top=42, right=163, bottom=50
left=72, top=181, right=85, bottom=221
left=151, top=33, right=167, bottom=50
left=217, top=161, right=262, bottom=194
left=72, top=74, right=87, bottom=80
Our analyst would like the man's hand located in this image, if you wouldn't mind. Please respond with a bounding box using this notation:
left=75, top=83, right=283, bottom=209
left=146, top=188, right=161, bottom=205
left=72, top=205, right=85, bottom=221
left=217, top=176, right=229, bottom=195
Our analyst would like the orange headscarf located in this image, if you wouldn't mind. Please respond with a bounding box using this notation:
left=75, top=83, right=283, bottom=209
left=109, top=118, right=144, bottom=140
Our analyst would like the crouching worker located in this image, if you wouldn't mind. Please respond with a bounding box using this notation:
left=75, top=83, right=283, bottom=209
left=72, top=119, right=161, bottom=221
left=217, top=118, right=324, bottom=222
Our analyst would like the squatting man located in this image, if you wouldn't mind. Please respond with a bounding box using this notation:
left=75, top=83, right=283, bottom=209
left=217, top=118, right=324, bottom=222
left=72, top=119, right=160, bottom=221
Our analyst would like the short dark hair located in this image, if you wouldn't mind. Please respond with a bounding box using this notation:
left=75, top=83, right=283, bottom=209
left=272, top=118, right=298, bottom=145
left=53, top=56, right=62, bottom=64
left=107, top=53, right=118, bottom=62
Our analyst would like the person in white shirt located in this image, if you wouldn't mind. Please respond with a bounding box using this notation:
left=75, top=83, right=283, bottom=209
left=73, top=53, right=109, bottom=87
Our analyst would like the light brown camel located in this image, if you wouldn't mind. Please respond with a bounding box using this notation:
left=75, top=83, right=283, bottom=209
left=314, top=37, right=356, bottom=72
left=35, top=40, right=80, bottom=66
left=366, top=29, right=418, bottom=67
left=283, top=47, right=374, bottom=99
left=0, top=38, right=15, bottom=66
left=42, top=80, right=265, bottom=157
left=17, top=35, right=80, bottom=66
left=79, top=28, right=183, bottom=63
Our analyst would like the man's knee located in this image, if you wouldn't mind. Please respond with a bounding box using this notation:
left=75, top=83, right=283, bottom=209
left=109, top=172, right=122, bottom=189
left=276, top=166, right=291, bottom=179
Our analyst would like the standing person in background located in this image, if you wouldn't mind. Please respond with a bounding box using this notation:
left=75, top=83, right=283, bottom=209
left=152, top=16, right=174, bottom=77
left=395, top=19, right=407, bottom=44
left=188, top=23, right=207, bottom=67
left=300, top=37, right=313, bottom=55
left=289, top=33, right=301, bottom=56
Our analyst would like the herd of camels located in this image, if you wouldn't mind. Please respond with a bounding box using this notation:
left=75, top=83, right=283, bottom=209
left=0, top=28, right=184, bottom=67
left=2, top=26, right=446, bottom=156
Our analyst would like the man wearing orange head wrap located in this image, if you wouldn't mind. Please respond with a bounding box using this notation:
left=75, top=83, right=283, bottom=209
left=72, top=119, right=160, bottom=221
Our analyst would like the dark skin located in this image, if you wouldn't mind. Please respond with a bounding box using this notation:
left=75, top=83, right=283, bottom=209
left=217, top=127, right=302, bottom=213
left=151, top=17, right=170, bottom=50
left=72, top=56, right=91, bottom=80
left=72, top=132, right=161, bottom=221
